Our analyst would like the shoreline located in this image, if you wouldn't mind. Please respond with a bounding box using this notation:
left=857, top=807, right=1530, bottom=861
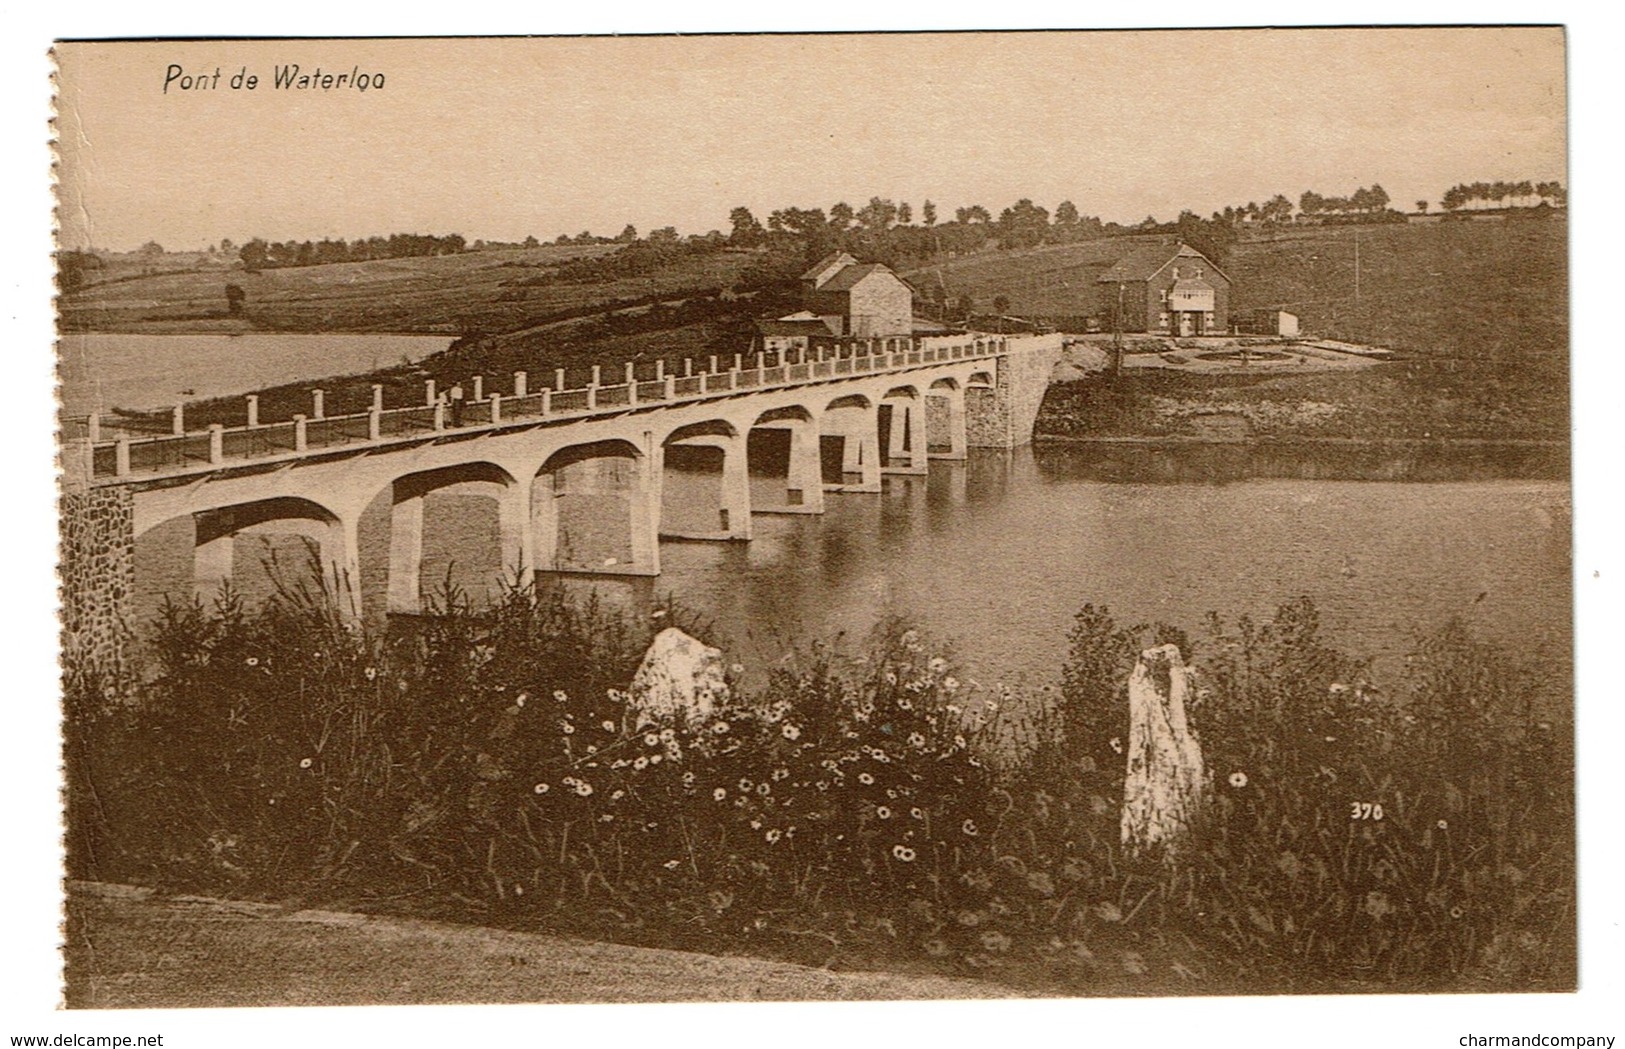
left=1033, top=433, right=1568, bottom=448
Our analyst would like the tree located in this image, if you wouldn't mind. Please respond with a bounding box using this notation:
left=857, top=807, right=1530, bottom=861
left=953, top=293, right=975, bottom=321
left=218, top=237, right=236, bottom=256
left=857, top=197, right=898, bottom=231
left=728, top=206, right=765, bottom=246
left=224, top=283, right=246, bottom=316
left=828, top=202, right=855, bottom=230
left=618, top=224, right=639, bottom=243
left=922, top=200, right=938, bottom=227
left=996, top=198, right=1049, bottom=249
left=648, top=226, right=679, bottom=243
left=523, top=235, right=540, bottom=248
left=138, top=240, right=165, bottom=257
left=992, top=294, right=1011, bottom=315
left=955, top=204, right=991, bottom=225
left=1416, top=200, right=1428, bottom=214
left=1054, top=200, right=1080, bottom=226
left=897, top=202, right=912, bottom=226
left=239, top=238, right=269, bottom=271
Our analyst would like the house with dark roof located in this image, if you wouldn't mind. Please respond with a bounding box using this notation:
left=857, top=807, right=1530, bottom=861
left=800, top=252, right=915, bottom=338
left=1097, top=241, right=1231, bottom=335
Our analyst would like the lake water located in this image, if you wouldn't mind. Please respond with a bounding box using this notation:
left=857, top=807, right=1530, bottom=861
left=546, top=443, right=1572, bottom=702
left=58, top=332, right=454, bottom=417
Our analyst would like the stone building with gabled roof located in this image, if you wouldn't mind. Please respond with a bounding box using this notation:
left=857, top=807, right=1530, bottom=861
left=799, top=252, right=915, bottom=338
left=1097, top=241, right=1231, bottom=335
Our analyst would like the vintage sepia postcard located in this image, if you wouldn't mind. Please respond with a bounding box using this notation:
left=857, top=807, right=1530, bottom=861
left=42, top=23, right=1606, bottom=1044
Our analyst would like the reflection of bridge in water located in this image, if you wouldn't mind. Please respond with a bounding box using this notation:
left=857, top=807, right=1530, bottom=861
left=60, top=334, right=1060, bottom=650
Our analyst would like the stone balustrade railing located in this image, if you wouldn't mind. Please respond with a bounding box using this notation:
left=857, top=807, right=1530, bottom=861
left=72, top=335, right=1008, bottom=482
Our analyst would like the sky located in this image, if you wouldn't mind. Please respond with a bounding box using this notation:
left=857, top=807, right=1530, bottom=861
left=54, top=28, right=1567, bottom=252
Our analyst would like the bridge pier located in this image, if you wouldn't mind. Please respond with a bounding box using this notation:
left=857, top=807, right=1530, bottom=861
left=748, top=419, right=825, bottom=515
left=927, top=386, right=969, bottom=461
left=660, top=429, right=751, bottom=541
left=882, top=395, right=929, bottom=476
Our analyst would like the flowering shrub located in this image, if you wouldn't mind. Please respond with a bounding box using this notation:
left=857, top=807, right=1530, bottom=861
left=63, top=583, right=1573, bottom=992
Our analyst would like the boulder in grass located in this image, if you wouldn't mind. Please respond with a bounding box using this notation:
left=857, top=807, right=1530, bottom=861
left=629, top=627, right=730, bottom=731
left=1120, top=644, right=1208, bottom=855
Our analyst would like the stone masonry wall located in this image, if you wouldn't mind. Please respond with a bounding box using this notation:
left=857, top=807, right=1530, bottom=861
left=965, top=333, right=1063, bottom=447
left=60, top=485, right=135, bottom=684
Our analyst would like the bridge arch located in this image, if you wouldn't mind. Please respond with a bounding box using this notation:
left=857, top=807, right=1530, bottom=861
left=534, top=438, right=658, bottom=575
left=925, top=377, right=969, bottom=460
left=365, top=461, right=520, bottom=617
left=748, top=405, right=824, bottom=515
left=134, top=495, right=350, bottom=629
left=660, top=419, right=750, bottom=541
left=820, top=393, right=881, bottom=492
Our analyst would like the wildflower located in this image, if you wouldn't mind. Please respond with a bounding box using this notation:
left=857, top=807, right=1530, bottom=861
left=910, top=807, right=924, bottom=820
left=751, top=819, right=763, bottom=830
left=962, top=819, right=979, bottom=836
left=896, top=696, right=912, bottom=711
left=858, top=773, right=875, bottom=785
left=633, top=756, right=649, bottom=770
left=885, top=671, right=898, bottom=686
left=980, top=930, right=1012, bottom=953
left=299, top=757, right=313, bottom=769
left=738, top=778, right=754, bottom=792
left=1363, top=891, right=1393, bottom=920
left=553, top=690, right=568, bottom=702
left=876, top=806, right=892, bottom=820
left=957, top=909, right=984, bottom=927
left=599, top=813, right=614, bottom=822
left=712, top=721, right=729, bottom=735
left=1450, top=906, right=1465, bottom=920
left=782, top=723, right=801, bottom=741
left=771, top=767, right=789, bottom=782
left=908, top=732, right=926, bottom=749
left=1437, top=819, right=1449, bottom=830
left=900, top=629, right=920, bottom=647
left=1109, top=737, right=1123, bottom=755
left=561, top=721, right=575, bottom=735
left=892, top=845, right=917, bottom=862
left=943, top=676, right=959, bottom=692
left=644, top=733, right=660, bottom=747
left=533, top=782, right=549, bottom=794
left=245, top=656, right=259, bottom=667
left=713, top=788, right=727, bottom=802
left=985, top=700, right=999, bottom=713
left=649, top=753, right=662, bottom=765
left=729, top=663, right=745, bottom=676
left=765, top=829, right=782, bottom=844
left=872, top=747, right=889, bottom=762
left=611, top=789, right=626, bottom=800
left=663, top=859, right=680, bottom=870
left=602, top=720, right=617, bottom=733
left=929, top=657, right=948, bottom=674
left=923, top=937, right=949, bottom=958
left=1228, top=771, right=1248, bottom=789
left=954, top=734, right=967, bottom=750
left=586, top=745, right=599, bottom=755
left=364, top=666, right=377, bottom=681
left=1329, top=682, right=1348, bottom=695
left=574, top=781, right=594, bottom=797
left=681, top=771, right=695, bottom=786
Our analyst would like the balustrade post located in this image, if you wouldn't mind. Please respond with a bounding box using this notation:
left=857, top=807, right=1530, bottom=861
left=586, top=385, right=597, bottom=410
left=114, top=438, right=130, bottom=477
left=472, top=375, right=484, bottom=402
left=312, top=389, right=325, bottom=420
left=208, top=424, right=224, bottom=464
left=490, top=393, right=502, bottom=423
left=245, top=395, right=258, bottom=427
left=371, top=384, right=384, bottom=412
left=709, top=355, right=719, bottom=374
left=368, top=407, right=381, bottom=440
left=514, top=370, right=527, bottom=398
left=555, top=368, right=566, bottom=391
left=699, top=372, right=709, bottom=394
left=628, top=377, right=639, bottom=406
left=541, top=388, right=552, bottom=415
left=425, top=379, right=437, bottom=406
left=171, top=405, right=185, bottom=435
left=293, top=414, right=308, bottom=451
left=655, top=359, right=665, bottom=381
left=664, top=375, right=676, bottom=399
left=432, top=402, right=445, bottom=431
left=755, top=352, right=765, bottom=370
left=86, top=412, right=100, bottom=442
left=592, top=365, right=602, bottom=387
left=733, top=353, right=743, bottom=371
left=625, top=362, right=637, bottom=385
left=683, top=358, right=692, bottom=377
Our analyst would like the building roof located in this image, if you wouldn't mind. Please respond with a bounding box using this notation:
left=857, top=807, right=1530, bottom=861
left=756, top=317, right=841, bottom=337
left=816, top=262, right=899, bottom=293
left=801, top=251, right=858, bottom=283
left=1097, top=241, right=1229, bottom=285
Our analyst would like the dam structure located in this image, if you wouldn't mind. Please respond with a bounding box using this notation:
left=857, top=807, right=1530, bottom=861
left=60, top=332, right=1061, bottom=672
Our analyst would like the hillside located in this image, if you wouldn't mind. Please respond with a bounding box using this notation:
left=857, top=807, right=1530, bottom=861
left=57, top=242, right=761, bottom=335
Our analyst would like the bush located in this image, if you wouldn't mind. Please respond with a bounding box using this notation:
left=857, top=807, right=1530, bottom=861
left=63, top=585, right=1573, bottom=991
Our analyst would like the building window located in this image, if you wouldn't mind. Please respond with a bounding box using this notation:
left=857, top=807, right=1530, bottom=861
left=1159, top=288, right=1167, bottom=302
left=1158, top=312, right=1169, bottom=328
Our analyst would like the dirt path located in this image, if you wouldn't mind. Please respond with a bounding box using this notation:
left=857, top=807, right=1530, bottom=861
left=63, top=882, right=1023, bottom=1009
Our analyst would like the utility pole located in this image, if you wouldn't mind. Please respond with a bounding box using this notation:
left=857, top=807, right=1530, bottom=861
left=1354, top=228, right=1361, bottom=305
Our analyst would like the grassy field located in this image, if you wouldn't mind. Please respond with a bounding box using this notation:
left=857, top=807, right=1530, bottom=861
left=58, top=243, right=759, bottom=335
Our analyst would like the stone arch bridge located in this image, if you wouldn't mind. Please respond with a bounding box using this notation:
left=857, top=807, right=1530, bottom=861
left=60, top=333, right=1060, bottom=669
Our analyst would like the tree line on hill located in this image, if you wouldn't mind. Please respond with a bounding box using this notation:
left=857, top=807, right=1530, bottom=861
left=1438, top=180, right=1566, bottom=212
left=237, top=232, right=470, bottom=270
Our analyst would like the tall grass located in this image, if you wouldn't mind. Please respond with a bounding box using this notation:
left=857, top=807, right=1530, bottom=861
left=63, top=585, right=1573, bottom=992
